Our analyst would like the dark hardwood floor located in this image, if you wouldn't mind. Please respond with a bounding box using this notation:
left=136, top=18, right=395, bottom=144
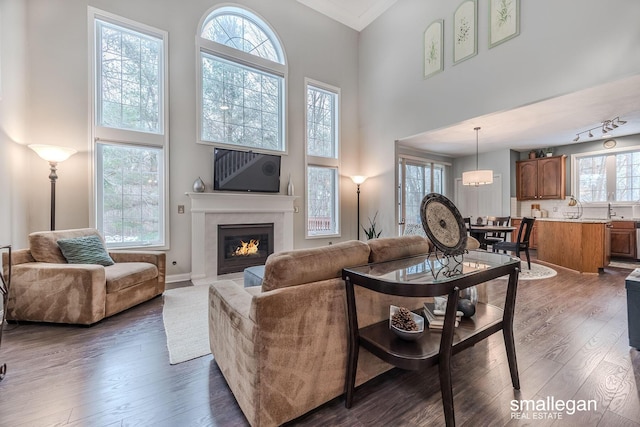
left=2, top=257, right=640, bottom=426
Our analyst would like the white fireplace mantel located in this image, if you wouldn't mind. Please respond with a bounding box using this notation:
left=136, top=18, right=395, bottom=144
left=186, top=192, right=296, bottom=283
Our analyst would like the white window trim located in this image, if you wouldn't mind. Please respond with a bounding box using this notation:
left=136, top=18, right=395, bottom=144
left=196, top=5, right=288, bottom=154
left=571, top=144, right=640, bottom=206
left=88, top=7, right=170, bottom=250
left=305, top=78, right=341, bottom=239
left=396, top=153, right=449, bottom=234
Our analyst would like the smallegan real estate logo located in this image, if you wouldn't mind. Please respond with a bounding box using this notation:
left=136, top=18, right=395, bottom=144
left=510, top=397, right=597, bottom=420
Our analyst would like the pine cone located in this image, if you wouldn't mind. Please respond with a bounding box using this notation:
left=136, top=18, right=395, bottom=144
left=391, top=307, right=418, bottom=331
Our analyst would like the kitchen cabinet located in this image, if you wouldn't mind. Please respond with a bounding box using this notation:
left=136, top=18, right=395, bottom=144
left=511, top=218, right=538, bottom=249
left=536, top=220, right=610, bottom=273
left=516, top=155, right=566, bottom=201
left=611, top=221, right=637, bottom=259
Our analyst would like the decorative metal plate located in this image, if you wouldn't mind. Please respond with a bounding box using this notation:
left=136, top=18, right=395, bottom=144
left=420, top=193, right=467, bottom=255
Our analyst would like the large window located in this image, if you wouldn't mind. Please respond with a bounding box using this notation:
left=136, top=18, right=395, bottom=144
left=574, top=148, right=640, bottom=203
left=90, top=8, right=168, bottom=248
left=398, top=157, right=446, bottom=229
left=306, top=80, right=340, bottom=237
left=198, top=6, right=286, bottom=152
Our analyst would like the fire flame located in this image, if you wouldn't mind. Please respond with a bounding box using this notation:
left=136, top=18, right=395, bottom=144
left=235, top=239, right=260, bottom=256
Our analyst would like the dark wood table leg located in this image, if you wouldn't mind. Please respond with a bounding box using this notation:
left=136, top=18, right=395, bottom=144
left=438, top=287, right=460, bottom=427
left=502, top=267, right=520, bottom=389
left=344, top=275, right=359, bottom=408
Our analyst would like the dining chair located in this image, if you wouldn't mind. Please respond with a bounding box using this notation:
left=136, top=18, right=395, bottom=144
left=492, top=217, right=535, bottom=269
left=463, top=217, right=471, bottom=235
left=483, top=216, right=511, bottom=248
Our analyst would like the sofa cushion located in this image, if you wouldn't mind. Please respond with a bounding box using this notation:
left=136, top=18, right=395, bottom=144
left=261, top=240, right=370, bottom=292
left=105, top=262, right=158, bottom=293
left=57, top=235, right=115, bottom=266
left=367, top=235, right=432, bottom=263
left=29, top=228, right=105, bottom=264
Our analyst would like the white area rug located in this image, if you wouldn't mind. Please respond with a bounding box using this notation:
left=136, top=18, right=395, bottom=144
left=162, top=285, right=211, bottom=364
left=498, top=262, right=557, bottom=281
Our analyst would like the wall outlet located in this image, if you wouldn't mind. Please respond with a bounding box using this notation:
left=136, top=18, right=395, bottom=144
left=178, top=205, right=185, bottom=214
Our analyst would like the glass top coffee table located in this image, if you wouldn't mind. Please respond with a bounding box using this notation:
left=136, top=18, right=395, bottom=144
left=342, top=250, right=521, bottom=427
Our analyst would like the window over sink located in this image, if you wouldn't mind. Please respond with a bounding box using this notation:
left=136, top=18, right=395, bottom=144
left=573, top=146, right=640, bottom=203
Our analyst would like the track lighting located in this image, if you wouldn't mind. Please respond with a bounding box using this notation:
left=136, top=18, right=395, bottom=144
left=572, top=116, right=627, bottom=143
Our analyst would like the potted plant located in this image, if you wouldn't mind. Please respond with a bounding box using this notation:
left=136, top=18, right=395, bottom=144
left=545, top=148, right=553, bottom=157
left=362, top=211, right=382, bottom=239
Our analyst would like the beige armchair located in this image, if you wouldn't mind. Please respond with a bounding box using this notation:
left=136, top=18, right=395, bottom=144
left=2, top=228, right=165, bottom=325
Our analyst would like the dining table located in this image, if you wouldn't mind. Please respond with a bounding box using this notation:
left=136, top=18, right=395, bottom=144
left=468, top=225, right=516, bottom=250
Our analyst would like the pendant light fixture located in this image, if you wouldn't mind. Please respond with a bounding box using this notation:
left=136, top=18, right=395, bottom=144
left=462, top=127, right=493, bottom=186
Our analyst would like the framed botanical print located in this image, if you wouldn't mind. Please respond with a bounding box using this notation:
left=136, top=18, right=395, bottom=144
left=424, top=19, right=444, bottom=79
left=489, top=0, right=520, bottom=48
left=453, top=0, right=477, bottom=64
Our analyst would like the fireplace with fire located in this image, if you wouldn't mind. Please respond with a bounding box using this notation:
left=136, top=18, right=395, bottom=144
left=217, top=223, right=274, bottom=275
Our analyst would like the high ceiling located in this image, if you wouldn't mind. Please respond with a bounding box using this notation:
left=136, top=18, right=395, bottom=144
left=298, top=1, right=640, bottom=159
left=399, top=74, right=640, bottom=158
left=296, top=0, right=397, bottom=32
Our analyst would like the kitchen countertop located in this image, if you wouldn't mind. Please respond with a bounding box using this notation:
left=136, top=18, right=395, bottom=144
left=512, top=217, right=640, bottom=224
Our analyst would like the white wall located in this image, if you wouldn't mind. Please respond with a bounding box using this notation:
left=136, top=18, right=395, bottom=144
left=16, top=0, right=360, bottom=277
left=0, top=0, right=29, bottom=249
left=358, top=0, right=640, bottom=236
left=453, top=147, right=512, bottom=217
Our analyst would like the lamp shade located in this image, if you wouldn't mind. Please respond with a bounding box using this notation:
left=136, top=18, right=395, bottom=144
left=29, top=144, right=77, bottom=163
left=462, top=169, right=493, bottom=186
left=351, top=175, right=367, bottom=185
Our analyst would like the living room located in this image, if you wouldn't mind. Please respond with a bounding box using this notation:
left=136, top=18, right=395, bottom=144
left=2, top=0, right=640, bottom=426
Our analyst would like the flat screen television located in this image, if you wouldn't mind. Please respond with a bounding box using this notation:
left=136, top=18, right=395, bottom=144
left=213, top=148, right=281, bottom=193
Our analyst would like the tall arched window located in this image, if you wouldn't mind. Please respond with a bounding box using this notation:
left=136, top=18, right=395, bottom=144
left=197, top=6, right=287, bottom=152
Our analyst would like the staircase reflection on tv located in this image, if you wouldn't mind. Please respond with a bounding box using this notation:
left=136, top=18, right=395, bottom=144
left=214, top=148, right=281, bottom=193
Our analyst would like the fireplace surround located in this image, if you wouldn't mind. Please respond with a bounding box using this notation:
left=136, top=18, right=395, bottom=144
left=187, top=192, right=295, bottom=283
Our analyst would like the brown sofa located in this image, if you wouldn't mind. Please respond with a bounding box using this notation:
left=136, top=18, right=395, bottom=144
left=2, top=228, right=165, bottom=325
left=208, top=235, right=435, bottom=427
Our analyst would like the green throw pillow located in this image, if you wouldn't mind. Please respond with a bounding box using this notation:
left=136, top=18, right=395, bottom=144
left=57, top=235, right=115, bottom=266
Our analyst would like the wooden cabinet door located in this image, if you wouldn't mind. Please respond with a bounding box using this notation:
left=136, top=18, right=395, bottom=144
left=516, top=160, right=538, bottom=200
left=610, top=222, right=636, bottom=258
left=537, top=156, right=566, bottom=199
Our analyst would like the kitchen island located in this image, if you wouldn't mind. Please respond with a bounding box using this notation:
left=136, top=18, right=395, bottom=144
left=532, top=218, right=611, bottom=273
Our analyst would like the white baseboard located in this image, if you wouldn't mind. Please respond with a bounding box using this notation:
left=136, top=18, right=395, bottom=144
left=166, top=273, right=192, bottom=284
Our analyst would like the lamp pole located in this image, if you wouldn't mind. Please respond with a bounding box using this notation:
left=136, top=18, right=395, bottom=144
left=351, top=176, right=367, bottom=240
left=48, top=161, right=58, bottom=230
left=356, top=183, right=361, bottom=240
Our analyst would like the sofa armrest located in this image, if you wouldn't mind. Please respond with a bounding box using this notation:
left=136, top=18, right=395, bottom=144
left=8, top=263, right=107, bottom=324
left=209, top=280, right=253, bottom=330
left=4, top=248, right=35, bottom=266
left=109, top=250, right=165, bottom=266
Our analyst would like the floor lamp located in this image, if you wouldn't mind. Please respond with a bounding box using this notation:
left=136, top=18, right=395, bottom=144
left=351, top=176, right=367, bottom=240
left=29, top=144, right=77, bottom=231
